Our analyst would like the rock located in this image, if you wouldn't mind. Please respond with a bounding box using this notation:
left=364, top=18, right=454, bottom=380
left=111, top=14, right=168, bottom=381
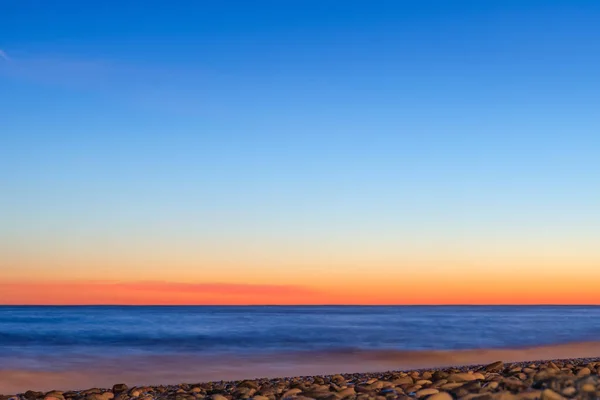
left=392, top=377, right=414, bottom=385
left=404, top=385, right=422, bottom=393
left=331, top=375, right=345, bottom=385
left=416, top=379, right=433, bottom=386
left=561, top=387, right=576, bottom=397
left=447, top=373, right=479, bottom=382
left=440, top=382, right=465, bottom=390
left=518, top=391, right=542, bottom=399
left=457, top=394, right=493, bottom=400
left=24, top=391, right=45, bottom=400
left=366, top=381, right=384, bottom=390
left=485, top=361, right=505, bottom=372
left=415, top=388, right=439, bottom=398
left=234, top=387, right=256, bottom=398
left=281, top=388, right=303, bottom=398
left=86, top=394, right=114, bottom=400
left=354, top=385, right=374, bottom=394
left=580, top=383, right=595, bottom=392
left=492, top=393, right=518, bottom=400
left=548, top=362, right=560, bottom=370
left=211, top=395, right=228, bottom=400
left=44, top=392, right=65, bottom=400
left=540, top=389, right=565, bottom=400
left=337, top=388, right=355, bottom=398
left=239, top=381, right=259, bottom=390
left=82, top=389, right=103, bottom=396
left=576, top=368, right=591, bottom=377
left=433, top=371, right=449, bottom=380
left=502, top=377, right=528, bottom=390
left=427, top=393, right=453, bottom=400
left=113, top=385, right=129, bottom=394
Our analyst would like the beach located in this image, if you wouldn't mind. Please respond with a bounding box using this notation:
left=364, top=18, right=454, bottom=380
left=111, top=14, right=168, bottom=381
left=2, top=356, right=600, bottom=400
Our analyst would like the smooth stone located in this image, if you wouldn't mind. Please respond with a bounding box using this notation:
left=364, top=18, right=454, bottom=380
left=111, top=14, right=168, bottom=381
left=581, top=383, right=595, bottom=392
left=422, top=372, right=433, bottom=380
left=576, top=368, right=591, bottom=377
left=427, top=393, right=453, bottom=400
left=82, top=389, right=103, bottom=396
left=492, top=393, right=518, bottom=400
left=416, top=380, right=432, bottom=386
left=485, top=361, right=505, bottom=372
left=404, top=385, right=422, bottom=393
left=458, top=394, right=493, bottom=400
left=366, top=381, right=384, bottom=390
left=447, top=373, right=479, bottom=382
left=440, top=383, right=465, bottom=390
left=540, top=389, right=565, bottom=400
left=86, top=394, right=114, bottom=400
left=24, top=391, right=45, bottom=400
left=281, top=388, right=303, bottom=398
left=518, top=391, right=542, bottom=399
left=337, top=388, right=355, bottom=398
left=415, top=388, right=439, bottom=398
left=113, top=385, right=128, bottom=394
left=211, top=395, right=228, bottom=400
left=561, top=387, right=576, bottom=397
left=392, top=377, right=414, bottom=385
left=548, top=362, right=560, bottom=370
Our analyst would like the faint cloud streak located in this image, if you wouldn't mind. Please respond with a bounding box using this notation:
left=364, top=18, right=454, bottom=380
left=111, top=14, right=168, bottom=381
left=0, top=280, right=320, bottom=305
left=0, top=49, right=10, bottom=61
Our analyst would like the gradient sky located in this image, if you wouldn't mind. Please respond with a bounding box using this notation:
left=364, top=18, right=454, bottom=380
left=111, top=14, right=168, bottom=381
left=1, top=0, right=599, bottom=305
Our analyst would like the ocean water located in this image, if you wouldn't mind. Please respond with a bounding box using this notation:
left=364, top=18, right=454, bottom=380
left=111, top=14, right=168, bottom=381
left=1, top=305, right=599, bottom=370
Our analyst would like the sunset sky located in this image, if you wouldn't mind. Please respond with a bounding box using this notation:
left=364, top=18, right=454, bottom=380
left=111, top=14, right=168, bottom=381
left=1, top=0, right=599, bottom=305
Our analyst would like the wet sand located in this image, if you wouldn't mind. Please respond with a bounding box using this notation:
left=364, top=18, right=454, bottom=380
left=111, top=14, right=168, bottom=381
left=2, top=341, right=600, bottom=394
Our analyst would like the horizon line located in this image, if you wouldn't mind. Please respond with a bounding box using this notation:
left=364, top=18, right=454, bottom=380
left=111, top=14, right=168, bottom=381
left=2, top=304, right=599, bottom=307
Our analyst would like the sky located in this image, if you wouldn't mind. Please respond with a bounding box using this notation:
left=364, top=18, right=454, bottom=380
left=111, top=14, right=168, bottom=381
left=1, top=0, right=599, bottom=305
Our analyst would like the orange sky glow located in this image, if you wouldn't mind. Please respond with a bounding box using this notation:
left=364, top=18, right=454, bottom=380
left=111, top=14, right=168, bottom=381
left=1, top=277, right=599, bottom=305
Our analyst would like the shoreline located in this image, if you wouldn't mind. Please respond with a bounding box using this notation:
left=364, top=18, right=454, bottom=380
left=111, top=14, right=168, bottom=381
left=2, top=341, right=600, bottom=396
left=2, top=358, right=600, bottom=399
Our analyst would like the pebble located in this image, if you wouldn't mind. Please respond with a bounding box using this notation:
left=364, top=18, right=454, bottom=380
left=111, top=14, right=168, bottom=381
left=576, top=367, right=591, bottom=377
left=484, top=361, right=504, bottom=372
left=6, top=357, right=600, bottom=400
left=447, top=373, right=479, bottom=382
left=427, top=393, right=452, bottom=400
left=414, top=388, right=438, bottom=397
left=540, top=389, right=566, bottom=400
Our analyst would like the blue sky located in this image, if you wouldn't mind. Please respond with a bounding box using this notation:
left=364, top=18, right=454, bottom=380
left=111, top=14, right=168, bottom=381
left=1, top=1, right=599, bottom=299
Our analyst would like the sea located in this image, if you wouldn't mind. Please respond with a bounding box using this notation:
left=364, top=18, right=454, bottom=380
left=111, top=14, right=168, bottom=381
left=1, top=306, right=599, bottom=392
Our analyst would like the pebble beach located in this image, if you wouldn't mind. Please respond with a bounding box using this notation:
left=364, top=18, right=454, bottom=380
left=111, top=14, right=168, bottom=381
left=3, top=358, right=600, bottom=400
